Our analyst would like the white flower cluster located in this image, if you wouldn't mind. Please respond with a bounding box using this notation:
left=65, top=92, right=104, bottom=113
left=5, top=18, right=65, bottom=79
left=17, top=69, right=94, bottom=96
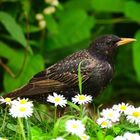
left=66, top=119, right=90, bottom=140
left=35, top=0, right=59, bottom=29
left=0, top=97, right=33, bottom=118
left=47, top=92, right=93, bottom=107
left=97, top=102, right=140, bottom=128
left=114, top=132, right=140, bottom=140
left=0, top=92, right=92, bottom=119
left=53, top=119, right=90, bottom=140
left=0, top=137, right=8, bottom=140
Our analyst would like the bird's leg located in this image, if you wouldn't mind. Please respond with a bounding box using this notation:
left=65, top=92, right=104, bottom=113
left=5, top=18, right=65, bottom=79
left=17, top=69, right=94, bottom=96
left=84, top=103, right=96, bottom=119
left=57, top=107, right=65, bottom=118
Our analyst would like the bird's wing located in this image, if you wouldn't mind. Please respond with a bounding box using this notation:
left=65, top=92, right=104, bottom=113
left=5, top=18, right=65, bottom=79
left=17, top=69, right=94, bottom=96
left=5, top=51, right=97, bottom=97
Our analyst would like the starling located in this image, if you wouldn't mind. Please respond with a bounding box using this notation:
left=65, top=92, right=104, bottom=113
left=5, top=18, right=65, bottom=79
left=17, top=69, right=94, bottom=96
left=5, top=35, right=136, bottom=102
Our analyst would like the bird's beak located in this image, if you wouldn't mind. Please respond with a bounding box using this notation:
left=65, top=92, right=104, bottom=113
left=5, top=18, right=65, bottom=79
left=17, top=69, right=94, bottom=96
left=116, top=38, right=136, bottom=47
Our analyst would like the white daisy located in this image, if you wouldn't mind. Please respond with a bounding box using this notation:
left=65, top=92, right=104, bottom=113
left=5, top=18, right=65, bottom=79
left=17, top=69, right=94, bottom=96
left=114, top=136, right=126, bottom=140
left=66, top=119, right=85, bottom=136
left=124, top=132, right=140, bottom=140
left=9, top=98, right=33, bottom=118
left=100, top=108, right=120, bottom=122
left=96, top=117, right=112, bottom=128
left=47, top=92, right=67, bottom=107
left=12, top=98, right=33, bottom=107
left=126, top=107, right=140, bottom=125
left=0, top=96, right=12, bottom=105
left=80, top=134, right=90, bottom=140
left=113, top=102, right=131, bottom=114
left=72, top=94, right=92, bottom=105
left=0, top=138, right=8, bottom=140
left=52, top=137, right=65, bottom=140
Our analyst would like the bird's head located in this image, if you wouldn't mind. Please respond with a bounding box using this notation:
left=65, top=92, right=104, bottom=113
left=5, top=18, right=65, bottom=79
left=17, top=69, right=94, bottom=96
left=89, top=34, right=136, bottom=60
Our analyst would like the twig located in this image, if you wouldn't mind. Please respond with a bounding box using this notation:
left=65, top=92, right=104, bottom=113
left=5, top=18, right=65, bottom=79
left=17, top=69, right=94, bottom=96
left=0, top=59, right=15, bottom=78
left=96, top=18, right=134, bottom=24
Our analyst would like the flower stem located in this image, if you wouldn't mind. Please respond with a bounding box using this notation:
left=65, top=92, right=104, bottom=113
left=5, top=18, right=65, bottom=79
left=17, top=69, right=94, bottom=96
left=0, top=106, right=8, bottom=131
left=54, top=107, right=57, bottom=123
left=80, top=104, right=83, bottom=118
left=18, top=118, right=26, bottom=140
left=25, top=118, right=31, bottom=140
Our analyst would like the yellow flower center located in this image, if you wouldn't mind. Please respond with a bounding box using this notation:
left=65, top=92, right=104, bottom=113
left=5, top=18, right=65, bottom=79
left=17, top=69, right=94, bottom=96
left=19, top=107, right=26, bottom=112
left=108, top=113, right=113, bottom=117
left=101, top=121, right=108, bottom=126
left=82, top=135, right=87, bottom=140
left=120, top=105, right=126, bottom=110
left=20, top=99, right=27, bottom=104
left=78, top=95, right=86, bottom=101
left=130, top=136, right=135, bottom=140
left=72, top=124, right=77, bottom=129
left=54, top=97, right=61, bottom=102
left=132, top=111, right=140, bottom=118
left=5, top=98, right=11, bottom=103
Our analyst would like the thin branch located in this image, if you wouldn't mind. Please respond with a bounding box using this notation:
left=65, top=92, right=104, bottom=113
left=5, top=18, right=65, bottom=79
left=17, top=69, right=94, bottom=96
left=15, top=2, right=31, bottom=78
left=96, top=18, right=134, bottom=24
left=0, top=59, right=15, bottom=78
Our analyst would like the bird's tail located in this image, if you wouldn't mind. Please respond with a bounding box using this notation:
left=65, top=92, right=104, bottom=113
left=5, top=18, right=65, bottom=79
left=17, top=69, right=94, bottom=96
left=4, top=84, right=33, bottom=99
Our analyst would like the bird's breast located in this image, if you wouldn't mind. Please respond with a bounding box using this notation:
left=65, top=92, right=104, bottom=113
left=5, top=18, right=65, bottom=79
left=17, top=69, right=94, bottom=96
left=95, top=62, right=113, bottom=83
left=82, top=61, right=114, bottom=97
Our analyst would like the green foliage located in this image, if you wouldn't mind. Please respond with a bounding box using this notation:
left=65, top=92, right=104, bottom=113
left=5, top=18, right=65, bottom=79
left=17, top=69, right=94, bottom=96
left=0, top=12, right=32, bottom=53
left=2, top=100, right=140, bottom=140
left=92, top=0, right=125, bottom=12
left=124, top=1, right=140, bottom=22
left=97, top=131, right=104, bottom=140
left=4, top=52, right=44, bottom=92
left=31, top=126, right=48, bottom=140
left=105, top=135, right=114, bottom=140
left=0, top=1, right=140, bottom=138
left=46, top=9, right=95, bottom=51
left=0, top=42, right=15, bottom=59
left=78, top=61, right=83, bottom=94
left=133, top=30, right=140, bottom=82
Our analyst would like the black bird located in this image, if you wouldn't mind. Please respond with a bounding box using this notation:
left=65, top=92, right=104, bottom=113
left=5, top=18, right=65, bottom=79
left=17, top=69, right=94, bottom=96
left=5, top=35, right=136, bottom=102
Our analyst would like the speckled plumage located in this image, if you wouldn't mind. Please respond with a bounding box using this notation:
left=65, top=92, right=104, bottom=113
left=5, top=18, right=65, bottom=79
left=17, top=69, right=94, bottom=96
left=5, top=35, right=134, bottom=102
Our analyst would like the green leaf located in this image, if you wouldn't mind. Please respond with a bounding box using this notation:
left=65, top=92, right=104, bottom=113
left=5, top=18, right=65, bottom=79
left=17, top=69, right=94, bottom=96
left=78, top=61, right=83, bottom=94
left=45, top=15, right=58, bottom=34
left=120, top=123, right=140, bottom=131
left=133, top=30, right=140, bottom=82
left=113, top=126, right=121, bottom=135
left=67, top=135, right=79, bottom=140
left=64, top=0, right=94, bottom=11
left=23, top=25, right=41, bottom=33
left=53, top=115, right=74, bottom=137
left=7, top=123, right=20, bottom=133
left=124, top=1, right=140, bottom=23
left=46, top=9, right=95, bottom=50
left=97, top=131, right=104, bottom=140
left=92, top=0, right=125, bottom=12
left=105, top=135, right=114, bottom=140
left=67, top=101, right=80, bottom=111
left=0, top=11, right=32, bottom=53
left=0, top=42, right=16, bottom=59
left=30, top=126, right=48, bottom=140
left=4, top=51, right=44, bottom=92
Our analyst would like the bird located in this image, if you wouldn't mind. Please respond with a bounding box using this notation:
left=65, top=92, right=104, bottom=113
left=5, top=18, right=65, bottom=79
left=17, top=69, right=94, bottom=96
left=4, top=34, right=136, bottom=103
